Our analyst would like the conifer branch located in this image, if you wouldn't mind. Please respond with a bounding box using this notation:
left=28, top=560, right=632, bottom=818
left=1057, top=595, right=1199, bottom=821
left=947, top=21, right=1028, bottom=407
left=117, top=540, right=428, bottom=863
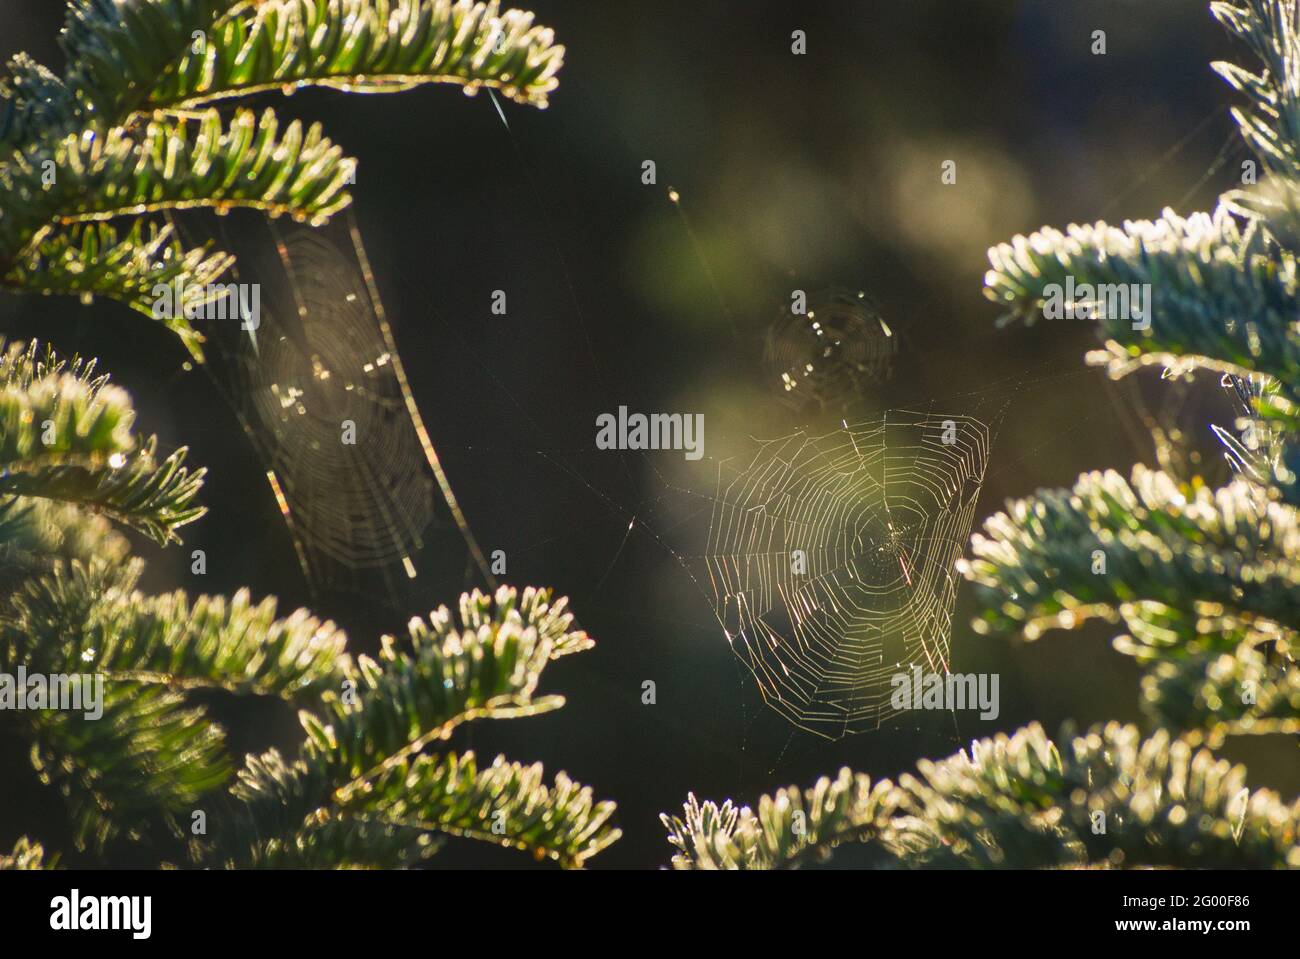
left=0, top=0, right=566, bottom=342
left=5, top=560, right=350, bottom=699
left=0, top=372, right=135, bottom=470
left=60, top=1, right=248, bottom=128
left=0, top=437, right=206, bottom=545
left=0, top=837, right=56, bottom=870
left=962, top=466, right=1300, bottom=638
left=984, top=205, right=1300, bottom=403
left=0, top=342, right=206, bottom=541
left=661, top=770, right=909, bottom=870
left=26, top=681, right=232, bottom=852
left=145, top=0, right=566, bottom=114
left=0, top=497, right=129, bottom=575
left=0, top=53, right=77, bottom=152
left=212, top=586, right=619, bottom=868
left=959, top=466, right=1300, bottom=738
left=0, top=108, right=354, bottom=268
left=901, top=722, right=1300, bottom=869
left=1212, top=0, right=1300, bottom=181
left=356, top=751, right=619, bottom=868
left=0, top=338, right=108, bottom=393
left=664, top=723, right=1300, bottom=869
left=1, top=221, right=235, bottom=354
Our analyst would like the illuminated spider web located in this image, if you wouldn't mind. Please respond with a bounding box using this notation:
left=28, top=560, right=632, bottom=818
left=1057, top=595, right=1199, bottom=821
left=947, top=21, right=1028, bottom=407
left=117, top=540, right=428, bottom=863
left=236, top=227, right=438, bottom=582
left=763, top=287, right=898, bottom=411
left=173, top=210, right=494, bottom=604
left=698, top=409, right=990, bottom=740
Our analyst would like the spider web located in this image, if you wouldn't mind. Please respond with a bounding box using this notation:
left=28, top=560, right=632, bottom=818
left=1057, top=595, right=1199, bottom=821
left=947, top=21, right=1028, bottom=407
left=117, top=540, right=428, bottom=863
left=763, top=286, right=897, bottom=412
left=234, top=226, right=436, bottom=581
left=171, top=209, right=494, bottom=606
left=696, top=409, right=990, bottom=740
left=130, top=70, right=1233, bottom=757
left=312, top=66, right=1245, bottom=767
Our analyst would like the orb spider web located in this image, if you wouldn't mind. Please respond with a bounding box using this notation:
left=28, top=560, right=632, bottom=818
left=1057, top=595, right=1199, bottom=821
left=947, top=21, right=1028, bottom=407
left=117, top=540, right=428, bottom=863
left=237, top=226, right=435, bottom=583
left=763, top=286, right=898, bottom=411
left=699, top=409, right=990, bottom=740
left=170, top=209, right=495, bottom=605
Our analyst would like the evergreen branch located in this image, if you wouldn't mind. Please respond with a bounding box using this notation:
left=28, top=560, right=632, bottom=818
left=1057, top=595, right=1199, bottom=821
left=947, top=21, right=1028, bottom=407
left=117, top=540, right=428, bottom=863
left=212, top=747, right=351, bottom=865
left=1115, top=603, right=1300, bottom=740
left=224, top=748, right=617, bottom=868
left=194, top=748, right=433, bottom=867
left=310, top=591, right=567, bottom=798
left=0, top=107, right=354, bottom=265
left=213, top=585, right=617, bottom=868
left=60, top=0, right=245, bottom=127
left=357, top=751, right=620, bottom=868
left=0, top=372, right=135, bottom=470
left=661, top=769, right=909, bottom=870
left=0, top=558, right=134, bottom=666
left=0, top=339, right=109, bottom=395
left=0, top=436, right=206, bottom=545
left=901, top=722, right=1300, bottom=869
left=316, top=586, right=590, bottom=799
left=226, top=802, right=440, bottom=868
left=0, top=53, right=78, bottom=153
left=0, top=498, right=129, bottom=577
left=664, top=723, right=1300, bottom=870
left=5, top=560, right=350, bottom=700
left=0, top=837, right=56, bottom=870
left=960, top=465, right=1300, bottom=638
left=253, top=599, right=563, bottom=814
left=26, top=681, right=232, bottom=852
left=437, top=584, right=594, bottom=659
left=984, top=205, right=1300, bottom=403
left=1223, top=173, right=1300, bottom=251
left=1212, top=0, right=1300, bottom=180
left=147, top=0, right=566, bottom=113
left=924, top=0, right=1300, bottom=871
left=211, top=748, right=441, bottom=868
left=0, top=346, right=204, bottom=542
left=0, top=0, right=568, bottom=359
left=0, top=337, right=114, bottom=397
left=1, top=221, right=235, bottom=357
left=2, top=553, right=343, bottom=852
left=959, top=466, right=1300, bottom=737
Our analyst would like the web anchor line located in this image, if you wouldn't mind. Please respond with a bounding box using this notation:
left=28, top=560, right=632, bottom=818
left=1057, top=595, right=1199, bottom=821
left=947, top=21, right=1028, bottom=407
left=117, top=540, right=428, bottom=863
left=343, top=207, right=497, bottom=589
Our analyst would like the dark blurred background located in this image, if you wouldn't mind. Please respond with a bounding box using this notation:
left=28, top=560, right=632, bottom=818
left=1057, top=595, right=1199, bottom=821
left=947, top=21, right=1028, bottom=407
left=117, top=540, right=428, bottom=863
left=3, top=0, right=1296, bottom=868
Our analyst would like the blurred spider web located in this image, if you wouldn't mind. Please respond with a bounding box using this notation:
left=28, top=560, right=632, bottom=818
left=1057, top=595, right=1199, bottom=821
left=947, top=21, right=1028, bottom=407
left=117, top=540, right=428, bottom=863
left=170, top=209, right=495, bottom=606
left=763, top=286, right=898, bottom=412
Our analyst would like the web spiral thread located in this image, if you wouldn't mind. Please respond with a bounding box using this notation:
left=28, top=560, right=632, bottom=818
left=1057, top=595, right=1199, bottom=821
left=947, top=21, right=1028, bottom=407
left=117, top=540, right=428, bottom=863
left=702, top=409, right=990, bottom=739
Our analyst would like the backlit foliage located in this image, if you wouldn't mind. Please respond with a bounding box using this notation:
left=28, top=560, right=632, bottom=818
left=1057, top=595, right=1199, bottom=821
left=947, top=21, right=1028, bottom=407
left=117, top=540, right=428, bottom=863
left=665, top=0, right=1300, bottom=869
left=0, top=340, right=617, bottom=867
left=0, top=0, right=565, bottom=358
